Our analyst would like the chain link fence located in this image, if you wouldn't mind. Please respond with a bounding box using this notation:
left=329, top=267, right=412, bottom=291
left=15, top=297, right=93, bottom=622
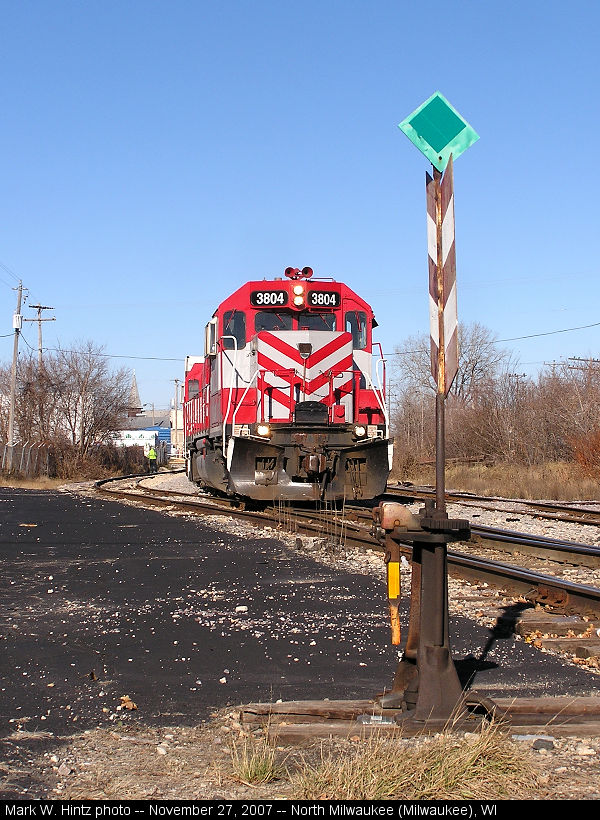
left=0, top=442, right=49, bottom=477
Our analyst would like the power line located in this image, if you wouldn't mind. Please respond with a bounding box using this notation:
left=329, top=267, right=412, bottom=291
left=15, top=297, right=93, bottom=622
left=5, top=299, right=600, bottom=364
left=0, top=260, right=22, bottom=285
left=40, top=345, right=182, bottom=362
left=496, top=320, right=600, bottom=343
left=4, top=333, right=183, bottom=364
left=385, top=319, right=600, bottom=357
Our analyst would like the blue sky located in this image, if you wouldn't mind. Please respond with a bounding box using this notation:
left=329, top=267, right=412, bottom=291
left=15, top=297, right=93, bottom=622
left=1, top=0, right=599, bottom=408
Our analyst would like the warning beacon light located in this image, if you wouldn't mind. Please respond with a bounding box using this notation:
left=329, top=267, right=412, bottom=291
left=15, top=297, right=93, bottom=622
left=284, top=266, right=314, bottom=279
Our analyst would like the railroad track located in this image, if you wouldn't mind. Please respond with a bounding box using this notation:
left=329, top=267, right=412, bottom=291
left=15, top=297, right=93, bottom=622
left=385, top=484, right=600, bottom=527
left=344, top=504, right=600, bottom=568
left=95, top=474, right=600, bottom=619
left=470, top=524, right=600, bottom=568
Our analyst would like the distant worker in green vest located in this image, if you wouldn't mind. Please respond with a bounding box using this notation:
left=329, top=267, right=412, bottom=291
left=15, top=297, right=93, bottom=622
left=147, top=445, right=158, bottom=474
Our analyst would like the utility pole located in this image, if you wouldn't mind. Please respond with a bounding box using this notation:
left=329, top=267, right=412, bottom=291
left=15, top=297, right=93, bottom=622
left=7, top=282, right=24, bottom=471
left=508, top=372, right=527, bottom=391
left=23, top=304, right=55, bottom=369
left=567, top=357, right=600, bottom=377
left=144, top=402, right=156, bottom=425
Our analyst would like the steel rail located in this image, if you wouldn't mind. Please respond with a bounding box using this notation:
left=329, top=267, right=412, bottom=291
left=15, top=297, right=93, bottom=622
left=446, top=550, right=600, bottom=617
left=94, top=475, right=270, bottom=525
left=346, top=505, right=600, bottom=569
left=383, top=484, right=600, bottom=528
left=470, top=524, right=600, bottom=568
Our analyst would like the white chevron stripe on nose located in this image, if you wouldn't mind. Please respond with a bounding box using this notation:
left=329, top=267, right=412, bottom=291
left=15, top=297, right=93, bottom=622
left=256, top=330, right=354, bottom=420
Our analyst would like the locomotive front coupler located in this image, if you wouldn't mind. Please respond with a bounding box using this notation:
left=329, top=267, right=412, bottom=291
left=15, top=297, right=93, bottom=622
left=371, top=500, right=495, bottom=729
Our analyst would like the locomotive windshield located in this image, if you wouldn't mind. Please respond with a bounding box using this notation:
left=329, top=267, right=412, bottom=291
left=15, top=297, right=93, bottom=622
left=254, top=311, right=337, bottom=332
left=222, top=310, right=246, bottom=349
left=298, top=313, right=336, bottom=331
left=255, top=311, right=293, bottom=332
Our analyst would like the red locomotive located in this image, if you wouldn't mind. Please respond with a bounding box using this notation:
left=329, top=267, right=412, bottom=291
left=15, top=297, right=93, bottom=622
left=183, top=267, right=392, bottom=502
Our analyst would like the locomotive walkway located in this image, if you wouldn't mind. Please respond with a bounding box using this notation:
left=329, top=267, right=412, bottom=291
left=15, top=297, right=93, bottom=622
left=1, top=482, right=599, bottom=744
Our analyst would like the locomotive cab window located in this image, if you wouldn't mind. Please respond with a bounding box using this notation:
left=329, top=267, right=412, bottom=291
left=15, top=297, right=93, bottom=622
left=222, top=310, right=246, bottom=349
left=255, top=311, right=293, bottom=332
left=345, top=310, right=367, bottom=349
left=298, top=313, right=336, bottom=331
left=187, top=379, right=200, bottom=400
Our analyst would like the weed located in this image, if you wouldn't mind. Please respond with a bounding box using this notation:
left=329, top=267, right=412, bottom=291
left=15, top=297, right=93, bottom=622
left=290, top=721, right=538, bottom=801
left=229, top=737, right=283, bottom=786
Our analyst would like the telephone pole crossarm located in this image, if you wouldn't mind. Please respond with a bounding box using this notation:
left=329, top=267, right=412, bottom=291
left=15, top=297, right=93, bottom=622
left=23, top=304, right=55, bottom=369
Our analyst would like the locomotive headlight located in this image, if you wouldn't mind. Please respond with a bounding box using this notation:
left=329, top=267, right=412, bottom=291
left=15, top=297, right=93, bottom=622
left=256, top=423, right=271, bottom=437
left=353, top=425, right=367, bottom=438
left=293, top=284, right=305, bottom=305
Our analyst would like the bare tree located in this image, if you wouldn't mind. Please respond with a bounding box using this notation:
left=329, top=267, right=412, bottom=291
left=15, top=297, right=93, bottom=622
left=390, top=322, right=515, bottom=462
left=9, top=352, right=66, bottom=442
left=53, top=341, right=131, bottom=457
left=0, top=341, right=131, bottom=453
left=392, top=322, right=514, bottom=404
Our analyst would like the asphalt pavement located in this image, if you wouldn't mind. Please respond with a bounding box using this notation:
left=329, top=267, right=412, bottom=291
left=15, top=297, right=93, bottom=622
left=1, top=486, right=599, bottom=738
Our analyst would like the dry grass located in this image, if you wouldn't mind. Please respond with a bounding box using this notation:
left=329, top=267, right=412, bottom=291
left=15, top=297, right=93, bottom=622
left=290, top=721, right=539, bottom=801
left=400, top=461, right=600, bottom=501
left=0, top=476, right=66, bottom=490
left=229, top=736, right=284, bottom=786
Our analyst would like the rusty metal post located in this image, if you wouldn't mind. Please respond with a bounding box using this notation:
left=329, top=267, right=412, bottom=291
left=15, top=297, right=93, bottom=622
left=373, top=502, right=471, bottom=724
left=401, top=532, right=464, bottom=722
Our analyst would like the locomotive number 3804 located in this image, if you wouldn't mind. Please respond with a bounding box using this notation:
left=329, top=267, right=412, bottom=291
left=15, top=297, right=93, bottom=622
left=307, top=290, right=340, bottom=307
left=250, top=290, right=288, bottom=306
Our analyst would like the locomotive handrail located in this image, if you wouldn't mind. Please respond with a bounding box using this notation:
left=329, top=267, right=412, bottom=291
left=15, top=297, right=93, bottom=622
left=231, top=367, right=259, bottom=431
left=220, top=336, right=238, bottom=457
left=373, top=343, right=389, bottom=429
left=363, top=367, right=389, bottom=429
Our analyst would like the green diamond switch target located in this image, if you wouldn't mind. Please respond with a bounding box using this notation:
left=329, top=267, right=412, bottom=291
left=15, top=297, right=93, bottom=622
left=399, top=92, right=479, bottom=171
